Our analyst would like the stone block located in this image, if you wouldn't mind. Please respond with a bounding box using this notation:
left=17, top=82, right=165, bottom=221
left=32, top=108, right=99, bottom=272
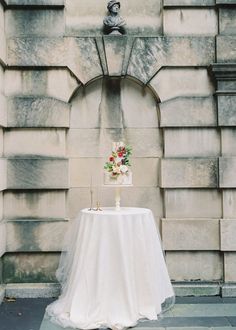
left=164, top=9, right=217, bottom=35
left=173, top=283, right=220, bottom=297
left=224, top=252, right=236, bottom=282
left=7, top=0, right=64, bottom=5
left=0, top=128, right=3, bottom=156
left=164, top=128, right=220, bottom=157
left=0, top=285, right=5, bottom=303
left=165, top=251, right=223, bottom=281
left=0, top=192, right=3, bottom=220
left=7, top=37, right=66, bottom=66
left=0, top=93, right=7, bottom=127
left=160, top=96, right=217, bottom=127
left=67, top=128, right=163, bottom=158
left=0, top=26, right=6, bottom=64
left=221, top=220, right=236, bottom=251
left=5, top=9, right=65, bottom=37
left=70, top=79, right=102, bottom=129
left=216, top=0, right=236, bottom=4
left=68, top=187, right=163, bottom=219
left=161, top=158, right=218, bottom=188
left=223, top=189, right=236, bottom=218
left=0, top=223, right=6, bottom=257
left=0, top=159, right=7, bottom=191
left=69, top=158, right=160, bottom=188
left=219, top=157, right=236, bottom=188
left=65, top=0, right=162, bottom=36
left=7, top=97, right=70, bottom=127
left=222, top=283, right=236, bottom=297
left=150, top=68, right=214, bottom=103
left=6, top=220, right=68, bottom=252
left=5, top=283, right=60, bottom=299
left=165, top=189, right=222, bottom=218
left=66, top=37, right=102, bottom=84
left=7, top=158, right=68, bottom=189
left=222, top=128, right=236, bottom=156
left=121, top=79, right=159, bottom=128
left=162, top=219, right=220, bottom=250
left=219, top=8, right=236, bottom=35
left=4, top=128, right=66, bottom=157
left=103, top=36, right=128, bottom=76
left=217, top=36, right=236, bottom=63
left=2, top=252, right=60, bottom=283
left=0, top=6, right=4, bottom=31
left=4, top=190, right=66, bottom=220
left=127, top=37, right=215, bottom=84
left=5, top=69, right=78, bottom=103
left=164, top=0, right=215, bottom=5
left=218, top=95, right=236, bottom=126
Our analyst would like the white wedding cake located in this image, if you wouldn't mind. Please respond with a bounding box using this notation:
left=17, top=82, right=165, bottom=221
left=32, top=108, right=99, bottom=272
left=104, top=141, right=132, bottom=185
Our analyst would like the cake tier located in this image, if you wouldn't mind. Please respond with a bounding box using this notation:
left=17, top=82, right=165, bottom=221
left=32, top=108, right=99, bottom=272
left=104, top=171, right=132, bottom=185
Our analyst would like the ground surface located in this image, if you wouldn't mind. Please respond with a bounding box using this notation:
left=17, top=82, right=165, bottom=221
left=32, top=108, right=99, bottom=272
left=1, top=297, right=236, bottom=330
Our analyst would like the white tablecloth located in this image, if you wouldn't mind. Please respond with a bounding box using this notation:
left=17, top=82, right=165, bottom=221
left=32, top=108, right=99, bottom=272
left=42, top=207, right=175, bottom=330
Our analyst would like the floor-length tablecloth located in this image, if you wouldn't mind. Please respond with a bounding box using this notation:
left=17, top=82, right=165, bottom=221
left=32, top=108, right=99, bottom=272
left=43, top=207, right=175, bottom=330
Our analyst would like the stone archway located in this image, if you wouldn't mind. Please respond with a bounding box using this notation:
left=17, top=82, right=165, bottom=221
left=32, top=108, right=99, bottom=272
left=67, top=76, right=163, bottom=228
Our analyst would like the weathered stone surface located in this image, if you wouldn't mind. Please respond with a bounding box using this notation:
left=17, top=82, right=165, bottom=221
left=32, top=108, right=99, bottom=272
left=7, top=0, right=64, bottom=5
left=216, top=0, right=236, bottom=4
left=0, top=191, right=3, bottom=220
left=0, top=93, right=7, bottom=127
left=0, top=6, right=6, bottom=64
left=0, top=285, right=5, bottom=303
left=222, top=283, right=236, bottom=297
left=165, top=189, right=222, bottom=218
left=222, top=128, right=236, bottom=156
left=7, top=97, right=70, bottom=127
left=4, top=190, right=66, bottom=220
left=4, top=128, right=66, bottom=157
left=6, top=220, right=68, bottom=252
left=219, top=8, right=236, bottom=35
left=8, top=37, right=66, bottom=66
left=0, top=128, right=3, bottom=156
left=66, top=38, right=102, bottom=84
left=6, top=9, right=65, bottom=37
left=2, top=252, right=60, bottom=283
left=68, top=128, right=163, bottom=158
left=5, top=283, right=60, bottom=299
left=164, top=9, right=217, bottom=35
left=218, top=95, right=236, bottom=126
left=173, top=283, right=220, bottom=297
left=166, top=251, right=223, bottom=281
left=164, top=0, right=215, bottom=5
left=5, top=69, right=78, bottom=103
left=224, top=252, right=236, bottom=282
left=103, top=36, right=128, bottom=76
left=223, top=189, right=236, bottom=218
left=162, top=219, right=220, bottom=250
left=127, top=37, right=215, bottom=84
left=0, top=223, right=6, bottom=257
left=217, top=36, right=236, bottom=63
left=0, top=159, right=7, bottom=191
left=221, top=220, right=236, bottom=251
left=160, top=96, right=217, bottom=127
left=150, top=68, right=214, bottom=102
left=7, top=158, right=68, bottom=189
left=68, top=187, right=163, bottom=219
left=219, top=157, right=236, bottom=187
left=161, top=158, right=218, bottom=188
left=69, top=158, right=160, bottom=188
left=164, top=128, right=220, bottom=157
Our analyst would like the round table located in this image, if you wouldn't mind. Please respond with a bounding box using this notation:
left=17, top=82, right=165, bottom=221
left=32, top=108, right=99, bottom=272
left=43, top=207, right=175, bottom=330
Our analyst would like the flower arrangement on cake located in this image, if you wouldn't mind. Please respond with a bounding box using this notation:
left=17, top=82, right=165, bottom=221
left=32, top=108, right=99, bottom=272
left=104, top=141, right=132, bottom=185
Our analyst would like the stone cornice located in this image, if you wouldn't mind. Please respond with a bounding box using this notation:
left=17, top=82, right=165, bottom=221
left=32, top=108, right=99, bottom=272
left=210, top=63, right=236, bottom=80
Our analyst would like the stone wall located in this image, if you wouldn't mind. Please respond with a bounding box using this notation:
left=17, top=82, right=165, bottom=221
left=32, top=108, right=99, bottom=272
left=0, top=0, right=236, bottom=298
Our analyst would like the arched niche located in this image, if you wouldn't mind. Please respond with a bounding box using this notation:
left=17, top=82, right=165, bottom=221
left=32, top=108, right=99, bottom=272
left=67, top=76, right=163, bottom=227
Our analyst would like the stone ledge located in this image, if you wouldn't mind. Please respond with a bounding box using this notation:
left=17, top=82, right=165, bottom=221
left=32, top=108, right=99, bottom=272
left=222, top=283, right=236, bottom=297
left=5, top=283, right=61, bottom=298
left=164, top=0, right=215, bottom=6
left=0, top=285, right=5, bottom=303
left=173, top=282, right=221, bottom=296
left=6, top=0, right=64, bottom=8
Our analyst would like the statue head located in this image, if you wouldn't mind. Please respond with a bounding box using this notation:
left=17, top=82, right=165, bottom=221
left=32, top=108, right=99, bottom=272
left=107, top=0, right=120, bottom=13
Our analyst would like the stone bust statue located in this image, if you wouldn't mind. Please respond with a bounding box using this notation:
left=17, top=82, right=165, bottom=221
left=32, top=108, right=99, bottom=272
left=103, top=0, right=126, bottom=35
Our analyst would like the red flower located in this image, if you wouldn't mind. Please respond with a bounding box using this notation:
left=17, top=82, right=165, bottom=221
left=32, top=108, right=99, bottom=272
left=109, top=156, right=114, bottom=161
left=118, top=152, right=123, bottom=157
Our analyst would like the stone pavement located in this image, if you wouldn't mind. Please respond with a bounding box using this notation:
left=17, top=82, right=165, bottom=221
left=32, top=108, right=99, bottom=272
left=1, top=296, right=236, bottom=330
